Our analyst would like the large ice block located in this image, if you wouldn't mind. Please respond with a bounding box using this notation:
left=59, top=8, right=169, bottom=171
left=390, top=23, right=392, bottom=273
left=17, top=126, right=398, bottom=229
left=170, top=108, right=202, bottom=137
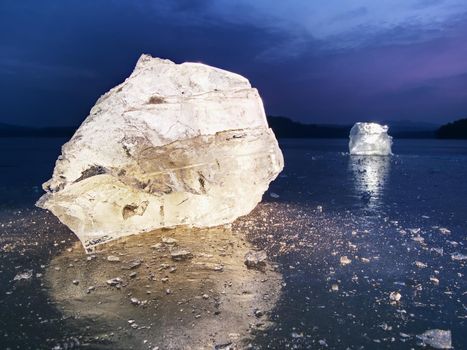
left=36, top=54, right=284, bottom=251
left=349, top=122, right=392, bottom=156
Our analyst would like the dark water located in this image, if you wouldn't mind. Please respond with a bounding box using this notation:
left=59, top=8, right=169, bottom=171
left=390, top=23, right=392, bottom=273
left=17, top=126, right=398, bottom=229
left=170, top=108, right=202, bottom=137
left=0, top=138, right=466, bottom=349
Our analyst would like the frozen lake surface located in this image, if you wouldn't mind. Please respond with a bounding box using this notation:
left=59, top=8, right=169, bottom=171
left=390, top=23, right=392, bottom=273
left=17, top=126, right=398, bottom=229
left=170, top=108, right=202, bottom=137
left=0, top=138, right=466, bottom=349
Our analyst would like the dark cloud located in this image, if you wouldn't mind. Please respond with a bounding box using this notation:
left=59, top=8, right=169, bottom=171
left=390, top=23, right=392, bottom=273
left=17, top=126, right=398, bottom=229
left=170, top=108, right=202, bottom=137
left=1, top=0, right=467, bottom=126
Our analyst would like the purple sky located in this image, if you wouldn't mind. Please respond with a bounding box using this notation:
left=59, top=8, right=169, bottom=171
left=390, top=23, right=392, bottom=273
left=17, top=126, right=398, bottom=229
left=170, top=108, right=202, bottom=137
left=1, top=0, right=467, bottom=126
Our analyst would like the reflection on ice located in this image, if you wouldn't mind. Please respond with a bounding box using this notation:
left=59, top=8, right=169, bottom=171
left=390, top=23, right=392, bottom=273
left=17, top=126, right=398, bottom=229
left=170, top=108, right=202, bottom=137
left=45, top=225, right=282, bottom=350
left=349, top=156, right=390, bottom=210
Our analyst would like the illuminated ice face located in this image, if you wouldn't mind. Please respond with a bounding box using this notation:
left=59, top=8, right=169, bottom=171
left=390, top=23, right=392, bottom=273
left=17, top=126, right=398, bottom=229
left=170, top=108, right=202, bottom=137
left=349, top=122, right=392, bottom=156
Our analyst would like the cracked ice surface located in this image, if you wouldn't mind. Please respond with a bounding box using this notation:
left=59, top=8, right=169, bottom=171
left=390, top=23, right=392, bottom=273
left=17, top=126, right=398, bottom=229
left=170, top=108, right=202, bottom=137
left=349, top=122, right=393, bottom=156
left=36, top=54, right=283, bottom=251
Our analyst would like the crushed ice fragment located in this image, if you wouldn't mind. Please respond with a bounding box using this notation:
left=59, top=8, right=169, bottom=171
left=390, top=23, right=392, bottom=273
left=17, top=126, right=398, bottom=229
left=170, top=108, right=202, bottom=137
left=244, top=250, right=267, bottom=270
left=130, top=297, right=141, bottom=305
left=438, top=227, right=451, bottom=235
left=13, top=270, right=33, bottom=281
left=389, top=291, right=401, bottom=302
left=170, top=249, right=193, bottom=261
left=291, top=332, right=303, bottom=338
left=379, top=323, right=392, bottom=331
left=416, top=329, right=452, bottom=349
left=431, top=247, right=444, bottom=255
left=340, top=256, right=352, bottom=266
left=415, top=261, right=427, bottom=268
left=408, top=228, right=421, bottom=234
left=106, top=277, right=123, bottom=286
left=161, top=237, right=178, bottom=245
left=123, top=259, right=142, bottom=270
left=52, top=337, right=80, bottom=350
left=318, top=339, right=328, bottom=346
left=451, top=252, right=467, bottom=261
left=254, top=309, right=263, bottom=317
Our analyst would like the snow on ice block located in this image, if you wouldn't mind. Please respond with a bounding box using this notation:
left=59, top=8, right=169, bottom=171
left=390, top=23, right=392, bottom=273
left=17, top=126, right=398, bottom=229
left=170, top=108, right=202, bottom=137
left=349, top=122, right=392, bottom=156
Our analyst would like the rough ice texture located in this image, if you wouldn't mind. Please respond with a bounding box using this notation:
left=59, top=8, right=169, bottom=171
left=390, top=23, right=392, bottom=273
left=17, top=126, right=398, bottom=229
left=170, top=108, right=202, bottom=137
left=349, top=122, right=393, bottom=156
left=37, top=54, right=284, bottom=251
left=417, top=329, right=452, bottom=349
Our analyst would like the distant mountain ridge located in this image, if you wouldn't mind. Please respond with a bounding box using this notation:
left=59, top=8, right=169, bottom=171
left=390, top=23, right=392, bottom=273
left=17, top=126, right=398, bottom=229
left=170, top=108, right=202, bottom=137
left=437, top=118, right=467, bottom=139
left=267, top=116, right=438, bottom=139
left=0, top=117, right=447, bottom=139
left=266, top=116, right=349, bottom=138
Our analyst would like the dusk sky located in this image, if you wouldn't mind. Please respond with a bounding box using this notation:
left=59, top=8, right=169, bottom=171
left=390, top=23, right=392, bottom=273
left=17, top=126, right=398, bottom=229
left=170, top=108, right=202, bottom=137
left=1, top=0, right=467, bottom=126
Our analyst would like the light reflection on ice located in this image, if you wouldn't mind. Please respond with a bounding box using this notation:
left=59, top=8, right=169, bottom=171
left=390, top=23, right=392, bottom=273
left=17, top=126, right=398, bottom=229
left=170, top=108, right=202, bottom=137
left=349, top=156, right=390, bottom=210
left=45, top=225, right=282, bottom=349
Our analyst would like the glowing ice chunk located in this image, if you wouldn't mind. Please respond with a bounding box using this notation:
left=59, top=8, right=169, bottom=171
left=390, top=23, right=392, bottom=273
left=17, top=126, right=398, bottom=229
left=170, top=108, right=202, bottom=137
left=349, top=122, right=392, bottom=156
left=36, top=54, right=283, bottom=252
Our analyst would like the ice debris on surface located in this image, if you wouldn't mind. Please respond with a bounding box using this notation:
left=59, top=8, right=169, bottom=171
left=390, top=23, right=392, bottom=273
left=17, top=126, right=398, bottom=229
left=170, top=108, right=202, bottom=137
left=13, top=269, right=33, bottom=281
left=389, top=291, right=401, bottom=302
left=450, top=252, right=467, bottom=261
left=349, top=122, right=392, bottom=156
left=439, top=227, right=451, bottom=235
left=36, top=54, right=283, bottom=251
left=170, top=249, right=193, bottom=261
left=415, top=261, right=428, bottom=268
left=417, top=329, right=452, bottom=349
left=339, top=255, right=352, bottom=265
left=244, top=250, right=267, bottom=270
left=45, top=224, right=282, bottom=349
left=1, top=198, right=466, bottom=348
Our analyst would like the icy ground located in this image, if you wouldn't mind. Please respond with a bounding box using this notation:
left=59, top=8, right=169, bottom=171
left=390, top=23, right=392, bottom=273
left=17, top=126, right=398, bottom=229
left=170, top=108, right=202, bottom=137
left=0, top=138, right=466, bottom=349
